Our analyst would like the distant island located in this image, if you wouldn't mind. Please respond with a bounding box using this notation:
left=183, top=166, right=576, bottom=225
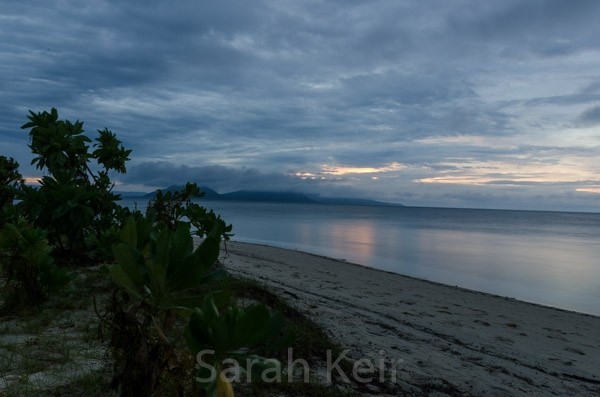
left=119, top=185, right=400, bottom=207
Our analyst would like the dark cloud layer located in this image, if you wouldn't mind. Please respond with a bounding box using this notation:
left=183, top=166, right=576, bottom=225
left=126, top=161, right=300, bottom=192
left=2, top=1, right=600, bottom=211
left=579, top=106, right=600, bottom=126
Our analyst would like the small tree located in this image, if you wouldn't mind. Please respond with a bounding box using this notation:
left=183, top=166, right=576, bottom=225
left=107, top=208, right=286, bottom=397
left=0, top=218, right=58, bottom=308
left=107, top=214, right=226, bottom=395
left=17, top=108, right=131, bottom=261
left=149, top=182, right=233, bottom=239
left=0, top=156, right=23, bottom=225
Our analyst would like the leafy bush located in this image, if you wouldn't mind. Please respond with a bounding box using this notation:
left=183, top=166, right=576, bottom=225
left=0, top=156, right=23, bottom=226
left=107, top=214, right=228, bottom=396
left=109, top=214, right=226, bottom=311
left=0, top=218, right=69, bottom=308
left=149, top=182, right=233, bottom=240
left=107, top=187, right=289, bottom=396
left=186, top=296, right=290, bottom=396
left=2, top=108, right=291, bottom=395
left=17, top=108, right=131, bottom=260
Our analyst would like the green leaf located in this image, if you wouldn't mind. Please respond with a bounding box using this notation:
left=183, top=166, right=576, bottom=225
left=111, top=243, right=144, bottom=286
left=232, top=304, right=271, bottom=348
left=171, top=222, right=193, bottom=265
left=108, top=265, right=143, bottom=300
left=188, top=308, right=214, bottom=347
left=119, top=217, right=137, bottom=247
left=196, top=235, right=220, bottom=264
left=203, top=295, right=221, bottom=320
left=210, top=314, right=230, bottom=353
left=167, top=236, right=220, bottom=291
left=149, top=228, right=171, bottom=296
left=170, top=289, right=230, bottom=312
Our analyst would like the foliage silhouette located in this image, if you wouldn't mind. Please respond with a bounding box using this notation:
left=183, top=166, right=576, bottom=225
left=0, top=218, right=69, bottom=308
left=149, top=182, right=233, bottom=240
left=17, top=108, right=131, bottom=260
left=0, top=156, right=23, bottom=226
left=106, top=207, right=229, bottom=395
left=1, top=109, right=290, bottom=396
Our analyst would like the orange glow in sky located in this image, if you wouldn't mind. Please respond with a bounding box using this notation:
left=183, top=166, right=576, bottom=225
left=23, top=177, right=41, bottom=185
left=321, top=162, right=404, bottom=176
left=576, top=187, right=600, bottom=194
left=415, top=158, right=599, bottom=187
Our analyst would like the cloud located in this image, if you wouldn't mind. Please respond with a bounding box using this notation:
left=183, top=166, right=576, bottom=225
left=123, top=162, right=296, bottom=192
left=2, top=1, right=600, bottom=211
left=579, top=105, right=600, bottom=126
left=123, top=160, right=368, bottom=196
left=321, top=162, right=405, bottom=176
left=445, top=0, right=600, bottom=57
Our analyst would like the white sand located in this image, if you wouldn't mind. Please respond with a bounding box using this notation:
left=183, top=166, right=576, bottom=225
left=223, top=241, right=600, bottom=396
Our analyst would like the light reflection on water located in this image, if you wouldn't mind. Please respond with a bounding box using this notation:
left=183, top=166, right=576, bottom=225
left=120, top=198, right=600, bottom=316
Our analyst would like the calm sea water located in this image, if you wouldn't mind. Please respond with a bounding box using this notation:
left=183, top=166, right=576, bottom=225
left=121, top=198, right=600, bottom=316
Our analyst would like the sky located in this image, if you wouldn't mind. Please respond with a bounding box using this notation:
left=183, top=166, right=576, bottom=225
left=2, top=0, right=600, bottom=212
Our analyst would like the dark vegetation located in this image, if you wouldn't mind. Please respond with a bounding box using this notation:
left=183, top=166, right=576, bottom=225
left=0, top=109, right=359, bottom=396
left=143, top=184, right=399, bottom=206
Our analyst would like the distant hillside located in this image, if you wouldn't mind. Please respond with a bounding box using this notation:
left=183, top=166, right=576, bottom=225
left=219, top=190, right=315, bottom=203
left=141, top=185, right=219, bottom=199
left=115, top=191, right=149, bottom=197
left=307, top=195, right=398, bottom=207
left=141, top=185, right=400, bottom=207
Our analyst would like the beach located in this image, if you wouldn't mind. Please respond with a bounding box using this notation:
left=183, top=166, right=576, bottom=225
left=223, top=241, right=600, bottom=396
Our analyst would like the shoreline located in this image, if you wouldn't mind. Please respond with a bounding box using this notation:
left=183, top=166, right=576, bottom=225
left=228, top=239, right=600, bottom=319
left=222, top=241, right=600, bottom=396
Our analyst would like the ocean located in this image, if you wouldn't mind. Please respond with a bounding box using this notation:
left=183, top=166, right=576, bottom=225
left=120, top=198, right=600, bottom=316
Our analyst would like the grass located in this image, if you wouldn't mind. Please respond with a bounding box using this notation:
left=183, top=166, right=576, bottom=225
left=44, top=370, right=115, bottom=397
left=216, top=276, right=362, bottom=396
left=1, top=265, right=369, bottom=396
left=223, top=277, right=344, bottom=361
left=0, top=265, right=114, bottom=395
left=18, top=311, right=53, bottom=333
